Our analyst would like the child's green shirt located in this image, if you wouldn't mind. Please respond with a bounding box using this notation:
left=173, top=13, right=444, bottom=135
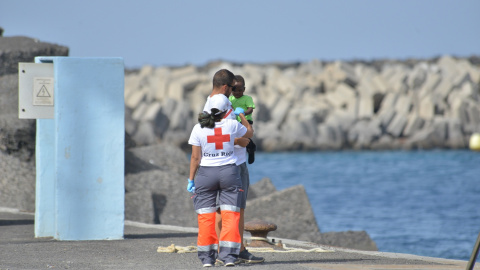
left=229, top=95, right=255, bottom=122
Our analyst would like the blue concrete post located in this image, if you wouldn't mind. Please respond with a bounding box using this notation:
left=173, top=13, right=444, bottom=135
left=34, top=57, right=125, bottom=240
left=35, top=118, right=56, bottom=237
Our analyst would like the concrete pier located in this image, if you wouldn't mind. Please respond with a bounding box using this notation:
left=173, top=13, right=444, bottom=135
left=1, top=209, right=477, bottom=270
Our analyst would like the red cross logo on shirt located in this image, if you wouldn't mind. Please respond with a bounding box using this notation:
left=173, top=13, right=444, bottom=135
left=207, top=128, right=230, bottom=150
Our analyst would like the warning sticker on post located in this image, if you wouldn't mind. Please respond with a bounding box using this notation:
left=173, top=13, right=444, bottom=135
left=33, top=77, right=54, bottom=106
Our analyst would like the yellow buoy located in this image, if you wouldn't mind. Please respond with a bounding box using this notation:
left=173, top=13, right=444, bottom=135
left=469, top=133, right=480, bottom=151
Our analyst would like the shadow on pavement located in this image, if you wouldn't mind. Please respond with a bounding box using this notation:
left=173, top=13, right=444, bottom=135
left=261, top=258, right=372, bottom=266
left=0, top=219, right=34, bottom=226
left=124, top=232, right=198, bottom=239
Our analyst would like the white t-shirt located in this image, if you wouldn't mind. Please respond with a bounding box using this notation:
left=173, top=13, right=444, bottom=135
left=203, top=95, right=236, bottom=120
left=188, top=119, right=247, bottom=167
left=234, top=144, right=247, bottom=165
left=203, top=94, right=247, bottom=165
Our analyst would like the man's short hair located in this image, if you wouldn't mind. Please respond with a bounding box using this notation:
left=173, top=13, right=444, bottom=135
left=213, top=69, right=235, bottom=88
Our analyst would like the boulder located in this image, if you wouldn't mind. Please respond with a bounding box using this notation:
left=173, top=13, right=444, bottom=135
left=434, top=77, right=454, bottom=100
left=437, top=55, right=459, bottom=79
left=370, top=135, right=396, bottom=150
left=348, top=119, right=382, bottom=149
left=131, top=120, right=157, bottom=146
left=247, top=177, right=277, bottom=200
left=315, top=230, right=378, bottom=251
left=357, top=92, right=374, bottom=119
left=153, top=98, right=177, bottom=137
left=418, top=72, right=441, bottom=100
left=166, top=81, right=185, bottom=102
left=394, top=94, right=412, bottom=115
left=255, top=121, right=281, bottom=151
left=245, top=185, right=320, bottom=242
left=125, top=169, right=197, bottom=227
left=269, top=97, right=291, bottom=129
left=325, top=83, right=357, bottom=119
left=142, top=101, right=162, bottom=122
left=376, top=109, right=396, bottom=131
left=418, top=97, right=435, bottom=120
left=254, top=101, right=272, bottom=123
left=403, top=115, right=425, bottom=137
left=325, top=111, right=356, bottom=133
left=124, top=72, right=142, bottom=99
left=382, top=66, right=408, bottom=93
left=329, top=61, right=358, bottom=87
left=0, top=73, right=34, bottom=162
left=0, top=36, right=68, bottom=161
left=370, top=74, right=388, bottom=94
left=405, top=125, right=436, bottom=149
left=125, top=88, right=147, bottom=109
left=280, top=108, right=318, bottom=150
left=0, top=151, right=35, bottom=212
left=131, top=102, right=149, bottom=121
left=125, top=190, right=155, bottom=224
left=446, top=118, right=466, bottom=149
left=242, top=64, right=266, bottom=88
left=125, top=107, right=137, bottom=135
left=406, top=62, right=428, bottom=90
left=386, top=112, right=408, bottom=137
left=168, top=100, right=193, bottom=131
left=316, top=124, right=344, bottom=150
left=430, top=118, right=448, bottom=147
left=465, top=102, right=480, bottom=133
left=0, top=36, right=68, bottom=76
left=151, top=68, right=171, bottom=101
left=458, top=58, right=480, bottom=83
left=125, top=143, right=189, bottom=176
left=188, top=88, right=209, bottom=114
left=405, top=119, right=448, bottom=149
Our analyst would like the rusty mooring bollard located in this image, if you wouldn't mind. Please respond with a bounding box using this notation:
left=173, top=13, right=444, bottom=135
left=244, top=220, right=278, bottom=247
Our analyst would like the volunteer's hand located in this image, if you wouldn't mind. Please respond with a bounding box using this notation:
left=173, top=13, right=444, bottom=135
left=234, top=107, right=245, bottom=116
left=187, top=179, right=195, bottom=193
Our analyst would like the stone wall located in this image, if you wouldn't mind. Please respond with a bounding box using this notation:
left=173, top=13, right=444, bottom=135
left=125, top=57, right=480, bottom=151
left=0, top=36, right=68, bottom=211
left=0, top=36, right=68, bottom=162
left=0, top=36, right=68, bottom=76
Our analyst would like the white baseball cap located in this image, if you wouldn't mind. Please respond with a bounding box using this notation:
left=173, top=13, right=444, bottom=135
left=209, top=94, right=230, bottom=115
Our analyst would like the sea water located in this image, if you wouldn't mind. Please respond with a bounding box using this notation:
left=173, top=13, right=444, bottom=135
left=248, top=150, right=480, bottom=261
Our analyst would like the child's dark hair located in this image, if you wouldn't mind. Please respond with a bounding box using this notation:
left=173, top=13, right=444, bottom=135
left=198, top=108, right=224, bottom=128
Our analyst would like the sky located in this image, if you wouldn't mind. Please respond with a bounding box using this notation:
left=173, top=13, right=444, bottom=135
left=1, top=0, right=479, bottom=69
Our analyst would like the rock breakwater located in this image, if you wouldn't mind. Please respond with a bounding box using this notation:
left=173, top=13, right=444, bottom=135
left=125, top=57, right=480, bottom=151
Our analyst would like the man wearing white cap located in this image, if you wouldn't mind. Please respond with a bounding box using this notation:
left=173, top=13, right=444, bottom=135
left=203, top=69, right=236, bottom=121
left=202, top=69, right=264, bottom=264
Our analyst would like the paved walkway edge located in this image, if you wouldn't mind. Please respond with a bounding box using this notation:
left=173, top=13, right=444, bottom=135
left=2, top=207, right=471, bottom=268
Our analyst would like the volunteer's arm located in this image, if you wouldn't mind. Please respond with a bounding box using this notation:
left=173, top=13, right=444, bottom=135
left=189, top=145, right=201, bottom=180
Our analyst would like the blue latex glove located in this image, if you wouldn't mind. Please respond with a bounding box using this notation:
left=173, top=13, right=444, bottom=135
left=187, top=179, right=195, bottom=193
left=234, top=107, right=245, bottom=116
